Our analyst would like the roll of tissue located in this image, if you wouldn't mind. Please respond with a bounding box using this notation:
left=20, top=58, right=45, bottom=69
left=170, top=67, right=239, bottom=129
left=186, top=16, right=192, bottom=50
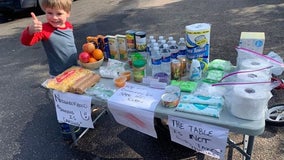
left=238, top=59, right=271, bottom=70
left=226, top=85, right=272, bottom=120
left=236, top=71, right=271, bottom=82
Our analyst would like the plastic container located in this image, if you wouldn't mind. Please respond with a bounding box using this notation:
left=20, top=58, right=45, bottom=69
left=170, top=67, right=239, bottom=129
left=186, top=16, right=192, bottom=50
left=133, top=59, right=146, bottom=82
left=119, top=70, right=131, bottom=81
left=151, top=47, right=162, bottom=77
left=189, top=59, right=202, bottom=81
left=160, top=44, right=171, bottom=76
left=113, top=76, right=127, bottom=88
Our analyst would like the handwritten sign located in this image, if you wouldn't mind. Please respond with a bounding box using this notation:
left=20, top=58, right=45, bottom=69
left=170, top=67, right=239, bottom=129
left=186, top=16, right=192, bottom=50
left=108, top=83, right=164, bottom=111
left=168, top=116, right=229, bottom=159
left=53, top=90, right=93, bottom=128
left=108, top=83, right=164, bottom=138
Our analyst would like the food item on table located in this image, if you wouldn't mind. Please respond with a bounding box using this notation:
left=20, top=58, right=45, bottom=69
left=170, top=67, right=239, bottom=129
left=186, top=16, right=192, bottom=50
left=113, top=76, right=127, bottom=88
left=46, top=66, right=92, bottom=92
left=119, top=71, right=131, bottom=81
left=74, top=74, right=101, bottom=94
left=92, top=48, right=104, bottom=61
left=79, top=52, right=91, bottom=63
left=68, top=72, right=94, bottom=93
left=82, top=42, right=96, bottom=54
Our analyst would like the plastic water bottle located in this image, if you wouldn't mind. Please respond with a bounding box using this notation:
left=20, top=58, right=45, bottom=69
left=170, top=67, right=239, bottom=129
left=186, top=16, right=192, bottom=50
left=160, top=44, right=171, bottom=76
left=146, top=35, right=155, bottom=53
left=169, top=40, right=179, bottom=59
left=167, top=36, right=174, bottom=46
left=178, top=37, right=187, bottom=56
left=151, top=46, right=162, bottom=77
left=189, top=59, right=202, bottom=81
left=159, top=39, right=167, bottom=49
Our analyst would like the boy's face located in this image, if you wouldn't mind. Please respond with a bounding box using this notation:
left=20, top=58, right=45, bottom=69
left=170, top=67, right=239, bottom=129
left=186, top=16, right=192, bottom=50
left=45, top=7, right=70, bottom=28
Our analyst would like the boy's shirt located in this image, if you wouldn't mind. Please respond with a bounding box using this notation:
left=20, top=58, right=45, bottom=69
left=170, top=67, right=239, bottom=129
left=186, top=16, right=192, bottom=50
left=21, top=22, right=78, bottom=76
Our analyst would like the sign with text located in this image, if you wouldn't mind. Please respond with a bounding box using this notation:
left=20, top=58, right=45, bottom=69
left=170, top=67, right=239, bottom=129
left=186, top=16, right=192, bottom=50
left=53, top=90, right=93, bottom=128
left=108, top=83, right=164, bottom=138
left=168, top=116, right=229, bottom=159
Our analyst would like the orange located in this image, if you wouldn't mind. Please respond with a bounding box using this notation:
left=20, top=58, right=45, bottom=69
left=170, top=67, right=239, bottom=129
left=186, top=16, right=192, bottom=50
left=92, top=49, right=104, bottom=60
left=89, top=57, right=97, bottom=63
left=82, top=42, right=96, bottom=54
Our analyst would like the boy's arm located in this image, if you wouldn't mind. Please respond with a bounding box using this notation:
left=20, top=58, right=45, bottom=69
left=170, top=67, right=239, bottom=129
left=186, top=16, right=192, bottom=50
left=21, top=12, right=44, bottom=46
left=20, top=27, right=40, bottom=46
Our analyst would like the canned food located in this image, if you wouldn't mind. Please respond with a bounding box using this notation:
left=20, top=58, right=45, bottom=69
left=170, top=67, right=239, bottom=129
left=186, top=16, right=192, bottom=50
left=161, top=93, right=179, bottom=108
left=135, top=31, right=147, bottom=51
left=126, top=30, right=136, bottom=50
left=165, top=85, right=181, bottom=97
left=177, top=55, right=188, bottom=76
left=171, top=59, right=181, bottom=80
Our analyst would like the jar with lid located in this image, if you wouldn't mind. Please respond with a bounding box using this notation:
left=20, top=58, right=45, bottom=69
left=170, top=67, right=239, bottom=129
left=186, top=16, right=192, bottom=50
left=133, top=59, right=146, bottom=82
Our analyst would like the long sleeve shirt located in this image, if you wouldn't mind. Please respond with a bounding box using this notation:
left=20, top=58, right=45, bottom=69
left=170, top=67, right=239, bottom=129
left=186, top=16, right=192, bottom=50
left=21, top=22, right=78, bottom=76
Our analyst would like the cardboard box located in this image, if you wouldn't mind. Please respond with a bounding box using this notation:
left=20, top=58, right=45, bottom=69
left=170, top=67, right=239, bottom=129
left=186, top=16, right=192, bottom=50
left=239, top=32, right=265, bottom=53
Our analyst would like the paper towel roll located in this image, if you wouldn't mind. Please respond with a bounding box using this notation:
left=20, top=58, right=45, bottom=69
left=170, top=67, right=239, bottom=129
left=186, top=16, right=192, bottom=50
left=226, top=85, right=272, bottom=120
left=236, top=71, right=271, bottom=82
left=238, top=58, right=271, bottom=70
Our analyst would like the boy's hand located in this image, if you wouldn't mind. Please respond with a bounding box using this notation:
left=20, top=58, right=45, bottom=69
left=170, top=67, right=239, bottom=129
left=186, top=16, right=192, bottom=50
left=28, top=12, right=42, bottom=35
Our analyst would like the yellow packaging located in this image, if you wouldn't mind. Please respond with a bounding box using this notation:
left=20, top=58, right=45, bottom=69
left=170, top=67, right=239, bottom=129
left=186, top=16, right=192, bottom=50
left=116, top=34, right=128, bottom=60
left=239, top=32, right=265, bottom=54
left=106, top=35, right=120, bottom=60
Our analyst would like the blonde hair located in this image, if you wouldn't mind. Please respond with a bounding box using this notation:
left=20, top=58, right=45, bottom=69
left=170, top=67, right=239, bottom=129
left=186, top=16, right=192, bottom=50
left=40, top=0, right=72, bottom=13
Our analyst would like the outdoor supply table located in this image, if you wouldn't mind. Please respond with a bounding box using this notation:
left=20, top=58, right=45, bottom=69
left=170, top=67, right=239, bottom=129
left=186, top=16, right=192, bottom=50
left=87, top=76, right=265, bottom=160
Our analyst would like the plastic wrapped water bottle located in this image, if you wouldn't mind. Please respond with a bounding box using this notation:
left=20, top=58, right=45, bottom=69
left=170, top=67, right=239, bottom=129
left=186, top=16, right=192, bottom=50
left=160, top=44, right=171, bottom=76
left=169, top=40, right=179, bottom=59
left=151, top=46, right=162, bottom=77
left=178, top=37, right=187, bottom=56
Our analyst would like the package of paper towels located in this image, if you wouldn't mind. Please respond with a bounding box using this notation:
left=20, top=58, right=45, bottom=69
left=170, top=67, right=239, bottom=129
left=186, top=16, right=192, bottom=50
left=225, top=85, right=272, bottom=120
left=236, top=71, right=271, bottom=82
left=238, top=58, right=271, bottom=70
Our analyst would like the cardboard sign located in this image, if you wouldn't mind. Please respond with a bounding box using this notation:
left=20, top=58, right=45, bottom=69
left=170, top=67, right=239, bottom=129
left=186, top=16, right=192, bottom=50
left=168, top=116, right=229, bottom=159
left=53, top=90, right=93, bottom=128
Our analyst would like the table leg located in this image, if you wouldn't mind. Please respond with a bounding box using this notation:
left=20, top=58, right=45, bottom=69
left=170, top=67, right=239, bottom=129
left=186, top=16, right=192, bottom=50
left=245, top=136, right=255, bottom=160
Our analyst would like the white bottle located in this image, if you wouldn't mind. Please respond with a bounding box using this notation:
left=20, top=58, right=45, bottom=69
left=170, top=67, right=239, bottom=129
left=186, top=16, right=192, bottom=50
left=189, top=59, right=202, bottom=81
left=178, top=37, right=187, bottom=56
left=151, top=46, right=162, bottom=77
left=167, top=36, right=174, bottom=46
left=160, top=44, right=171, bottom=76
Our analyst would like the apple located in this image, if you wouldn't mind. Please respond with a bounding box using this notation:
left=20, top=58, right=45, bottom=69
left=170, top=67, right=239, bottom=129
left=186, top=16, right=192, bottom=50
left=82, top=42, right=96, bottom=54
left=79, top=52, right=90, bottom=63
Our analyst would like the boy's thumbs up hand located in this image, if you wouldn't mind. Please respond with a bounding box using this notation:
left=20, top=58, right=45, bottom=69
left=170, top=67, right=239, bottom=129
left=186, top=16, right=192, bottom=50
left=28, top=12, right=42, bottom=35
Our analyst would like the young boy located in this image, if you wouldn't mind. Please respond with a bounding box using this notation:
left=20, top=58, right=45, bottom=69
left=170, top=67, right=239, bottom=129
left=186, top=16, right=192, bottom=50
left=21, top=0, right=78, bottom=141
left=21, top=0, right=77, bottom=77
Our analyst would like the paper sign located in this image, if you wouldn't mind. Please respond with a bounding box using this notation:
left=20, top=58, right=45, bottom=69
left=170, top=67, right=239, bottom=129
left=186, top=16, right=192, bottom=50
left=108, top=83, right=164, bottom=138
left=168, top=116, right=229, bottom=159
left=53, top=90, right=93, bottom=128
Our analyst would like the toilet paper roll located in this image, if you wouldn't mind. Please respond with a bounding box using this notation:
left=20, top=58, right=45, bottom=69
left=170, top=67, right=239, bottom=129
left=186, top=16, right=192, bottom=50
left=238, top=59, right=271, bottom=70
left=236, top=71, right=271, bottom=82
left=226, top=85, right=272, bottom=120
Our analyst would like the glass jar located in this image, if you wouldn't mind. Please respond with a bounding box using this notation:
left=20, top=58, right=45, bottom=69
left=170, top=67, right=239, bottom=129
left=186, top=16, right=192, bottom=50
left=133, top=59, right=146, bottom=82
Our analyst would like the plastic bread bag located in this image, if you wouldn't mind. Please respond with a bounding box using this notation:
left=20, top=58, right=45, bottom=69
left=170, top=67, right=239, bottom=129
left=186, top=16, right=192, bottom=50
left=236, top=47, right=284, bottom=74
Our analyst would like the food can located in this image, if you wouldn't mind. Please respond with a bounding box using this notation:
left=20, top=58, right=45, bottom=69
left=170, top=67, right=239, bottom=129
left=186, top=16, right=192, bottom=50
left=171, top=59, right=181, bottom=80
left=161, top=93, right=179, bottom=108
left=165, top=85, right=181, bottom=97
left=135, top=31, right=147, bottom=51
left=126, top=30, right=136, bottom=51
left=177, top=55, right=188, bottom=76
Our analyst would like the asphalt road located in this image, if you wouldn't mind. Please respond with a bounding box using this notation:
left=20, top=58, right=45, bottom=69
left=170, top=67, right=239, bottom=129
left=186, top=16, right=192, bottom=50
left=0, top=0, right=283, bottom=160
